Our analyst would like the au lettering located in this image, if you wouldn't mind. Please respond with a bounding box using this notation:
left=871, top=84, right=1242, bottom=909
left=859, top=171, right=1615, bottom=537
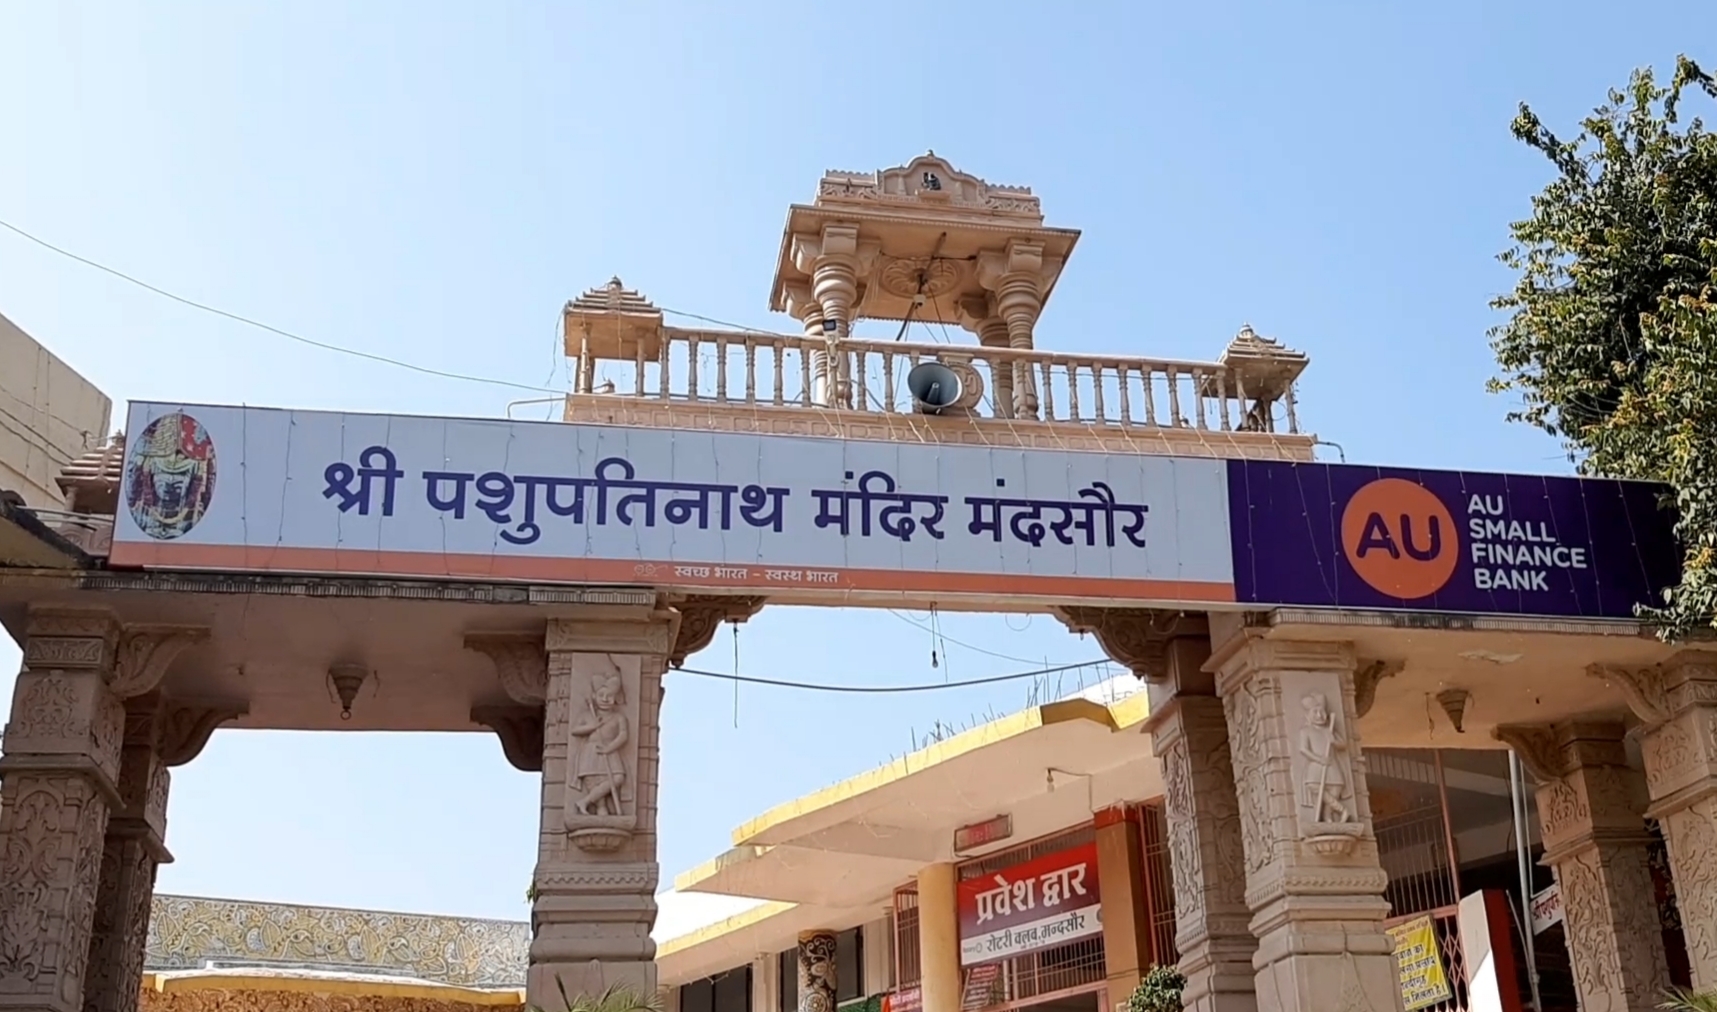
left=1467, top=494, right=1505, bottom=516
left=1356, top=512, right=1443, bottom=562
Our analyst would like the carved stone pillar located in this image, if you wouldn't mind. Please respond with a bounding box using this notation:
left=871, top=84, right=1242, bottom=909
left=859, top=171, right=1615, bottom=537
left=782, top=282, right=833, bottom=407
left=525, top=607, right=678, bottom=1003
left=790, top=224, right=878, bottom=409
left=0, top=610, right=124, bottom=1012
left=82, top=697, right=169, bottom=1012
left=956, top=297, right=1016, bottom=419
left=976, top=239, right=1061, bottom=419
left=796, top=931, right=837, bottom=1012
left=1206, top=634, right=1402, bottom=1012
left=1590, top=652, right=1717, bottom=989
left=75, top=626, right=211, bottom=1012
left=1494, top=720, right=1670, bottom=1012
left=1151, top=669, right=1258, bottom=1009
left=1055, top=609, right=1256, bottom=1012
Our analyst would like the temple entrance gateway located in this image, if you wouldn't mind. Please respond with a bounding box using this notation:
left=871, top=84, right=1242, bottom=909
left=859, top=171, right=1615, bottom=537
left=0, top=157, right=1710, bottom=1012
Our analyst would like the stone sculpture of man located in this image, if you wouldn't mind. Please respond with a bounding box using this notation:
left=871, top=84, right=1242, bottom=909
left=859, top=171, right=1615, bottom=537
left=1298, top=691, right=1352, bottom=824
left=568, top=662, right=630, bottom=816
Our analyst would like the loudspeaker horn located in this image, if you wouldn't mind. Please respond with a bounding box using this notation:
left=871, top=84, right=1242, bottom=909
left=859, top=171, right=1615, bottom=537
left=906, top=361, right=963, bottom=415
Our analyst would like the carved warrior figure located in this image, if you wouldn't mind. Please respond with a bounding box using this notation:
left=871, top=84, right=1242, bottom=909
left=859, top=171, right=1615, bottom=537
left=1298, top=692, right=1353, bottom=824
left=568, top=662, right=630, bottom=816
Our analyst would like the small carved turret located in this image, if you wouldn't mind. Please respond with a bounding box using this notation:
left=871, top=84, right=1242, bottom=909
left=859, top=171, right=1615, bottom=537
left=563, top=278, right=665, bottom=394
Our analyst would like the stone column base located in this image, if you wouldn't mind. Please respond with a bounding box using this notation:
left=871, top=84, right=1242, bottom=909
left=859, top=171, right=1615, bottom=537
left=1255, top=949, right=1402, bottom=1012
left=529, top=962, right=657, bottom=1005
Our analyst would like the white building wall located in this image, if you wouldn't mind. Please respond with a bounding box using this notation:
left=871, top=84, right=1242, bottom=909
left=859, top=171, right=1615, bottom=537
left=0, top=312, right=110, bottom=510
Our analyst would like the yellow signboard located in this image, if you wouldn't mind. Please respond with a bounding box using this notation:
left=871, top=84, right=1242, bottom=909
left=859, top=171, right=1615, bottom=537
left=1385, top=916, right=1453, bottom=1011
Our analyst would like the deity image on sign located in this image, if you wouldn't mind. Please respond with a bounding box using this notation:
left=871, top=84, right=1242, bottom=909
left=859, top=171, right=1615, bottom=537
left=1298, top=691, right=1353, bottom=824
left=568, top=663, right=630, bottom=816
left=125, top=412, right=217, bottom=540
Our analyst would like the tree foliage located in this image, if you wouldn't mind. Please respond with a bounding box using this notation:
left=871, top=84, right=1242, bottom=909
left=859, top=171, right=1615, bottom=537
left=1126, top=965, right=1186, bottom=1012
left=1491, top=55, right=1717, bottom=637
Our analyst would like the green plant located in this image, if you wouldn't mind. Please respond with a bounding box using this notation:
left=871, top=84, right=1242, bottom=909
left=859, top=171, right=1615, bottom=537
left=1661, top=989, right=1717, bottom=1012
left=528, top=981, right=665, bottom=1012
left=1126, top=965, right=1186, bottom=1012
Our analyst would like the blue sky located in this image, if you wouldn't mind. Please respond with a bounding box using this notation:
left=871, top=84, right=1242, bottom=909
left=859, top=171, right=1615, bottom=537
left=2, top=2, right=1712, bottom=921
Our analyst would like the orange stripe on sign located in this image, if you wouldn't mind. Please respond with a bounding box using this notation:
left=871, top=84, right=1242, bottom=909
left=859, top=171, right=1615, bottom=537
left=107, top=543, right=1237, bottom=603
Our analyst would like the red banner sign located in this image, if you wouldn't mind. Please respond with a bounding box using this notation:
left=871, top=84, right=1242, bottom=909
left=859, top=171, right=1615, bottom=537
left=956, top=843, right=1101, bottom=966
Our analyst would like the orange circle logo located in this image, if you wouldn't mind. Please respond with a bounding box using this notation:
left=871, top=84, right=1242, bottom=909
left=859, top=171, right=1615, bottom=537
left=1340, top=478, right=1458, bottom=599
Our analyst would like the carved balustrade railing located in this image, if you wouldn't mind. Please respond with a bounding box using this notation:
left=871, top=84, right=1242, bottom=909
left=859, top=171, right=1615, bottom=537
left=565, top=327, right=1300, bottom=434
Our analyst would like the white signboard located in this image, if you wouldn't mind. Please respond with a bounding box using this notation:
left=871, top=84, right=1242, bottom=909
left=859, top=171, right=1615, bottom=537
left=110, top=402, right=1236, bottom=603
left=1530, top=884, right=1562, bottom=935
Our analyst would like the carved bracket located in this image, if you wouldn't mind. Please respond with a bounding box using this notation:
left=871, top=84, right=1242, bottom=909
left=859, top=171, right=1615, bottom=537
left=1353, top=660, right=1405, bottom=719
left=465, top=632, right=549, bottom=705
left=471, top=705, right=545, bottom=772
left=1588, top=663, right=1671, bottom=725
left=669, top=596, right=766, bottom=667
left=1493, top=723, right=1567, bottom=781
left=158, top=702, right=248, bottom=767
left=111, top=626, right=209, bottom=698
left=1054, top=608, right=1206, bottom=679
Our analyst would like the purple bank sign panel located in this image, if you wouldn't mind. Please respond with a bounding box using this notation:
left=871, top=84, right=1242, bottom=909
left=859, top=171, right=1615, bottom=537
left=1225, top=460, right=1680, bottom=620
left=110, top=402, right=1679, bottom=620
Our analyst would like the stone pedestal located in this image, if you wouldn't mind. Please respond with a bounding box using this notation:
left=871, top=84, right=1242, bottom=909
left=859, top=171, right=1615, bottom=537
left=1496, top=720, right=1670, bottom=1012
left=1595, top=653, right=1717, bottom=989
left=797, top=931, right=837, bottom=1012
left=526, top=609, right=677, bottom=1003
left=1145, top=639, right=1258, bottom=1012
left=1207, top=636, right=1403, bottom=1012
left=0, top=611, right=124, bottom=1012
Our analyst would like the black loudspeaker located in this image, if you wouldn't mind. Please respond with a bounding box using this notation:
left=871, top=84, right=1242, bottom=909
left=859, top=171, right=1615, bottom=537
left=906, top=362, right=962, bottom=414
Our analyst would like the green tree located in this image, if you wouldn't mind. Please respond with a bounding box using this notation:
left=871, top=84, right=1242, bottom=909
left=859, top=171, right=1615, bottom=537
left=1491, top=55, right=1717, bottom=637
left=1662, top=989, right=1717, bottom=1012
left=1126, top=965, right=1186, bottom=1012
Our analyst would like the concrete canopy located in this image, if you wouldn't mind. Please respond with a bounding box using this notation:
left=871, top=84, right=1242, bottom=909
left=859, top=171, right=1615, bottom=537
left=657, top=685, right=1157, bottom=984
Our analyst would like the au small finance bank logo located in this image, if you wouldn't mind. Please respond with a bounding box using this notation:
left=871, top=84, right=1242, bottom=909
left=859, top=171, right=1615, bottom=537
left=1339, top=478, right=1458, bottom=599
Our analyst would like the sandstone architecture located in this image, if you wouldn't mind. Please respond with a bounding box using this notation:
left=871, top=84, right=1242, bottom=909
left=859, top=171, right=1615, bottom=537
left=0, top=155, right=1711, bottom=1012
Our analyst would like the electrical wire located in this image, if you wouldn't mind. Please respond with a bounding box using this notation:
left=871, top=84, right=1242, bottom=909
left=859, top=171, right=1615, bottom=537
left=886, top=610, right=1053, bottom=665
left=0, top=216, right=564, bottom=396
left=672, top=658, right=1107, bottom=694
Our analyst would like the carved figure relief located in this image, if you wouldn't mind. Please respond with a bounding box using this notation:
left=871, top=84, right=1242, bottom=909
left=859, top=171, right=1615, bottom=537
left=1278, top=671, right=1367, bottom=854
left=1297, top=692, right=1353, bottom=825
left=568, top=664, right=630, bottom=818
left=560, top=654, right=640, bottom=853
